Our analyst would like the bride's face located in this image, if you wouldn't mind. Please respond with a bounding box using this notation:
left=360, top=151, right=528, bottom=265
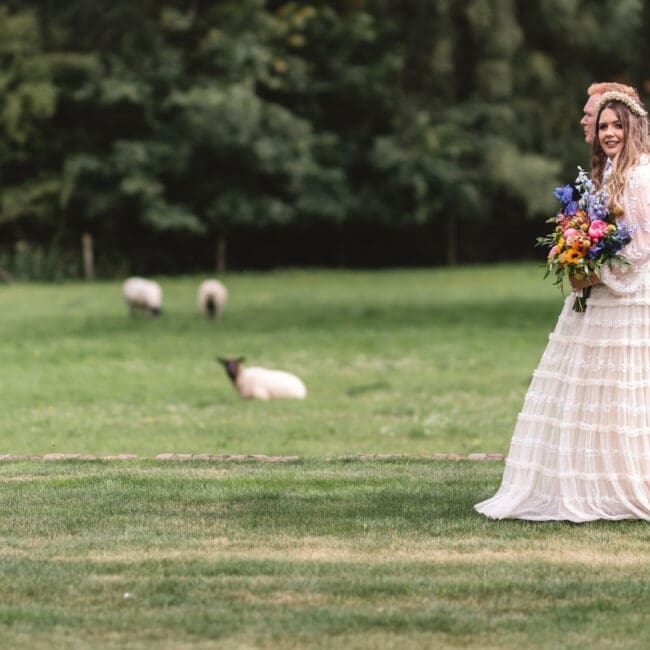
left=598, top=107, right=625, bottom=158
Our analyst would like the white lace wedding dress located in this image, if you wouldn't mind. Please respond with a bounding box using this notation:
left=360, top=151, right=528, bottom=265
left=476, top=155, right=650, bottom=521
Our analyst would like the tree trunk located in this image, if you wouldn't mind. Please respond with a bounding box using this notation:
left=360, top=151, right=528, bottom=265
left=216, top=233, right=227, bottom=273
left=336, top=224, right=346, bottom=267
left=446, top=216, right=457, bottom=266
left=82, top=232, right=95, bottom=281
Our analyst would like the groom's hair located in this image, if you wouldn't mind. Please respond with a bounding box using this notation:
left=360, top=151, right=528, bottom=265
left=587, top=81, right=640, bottom=102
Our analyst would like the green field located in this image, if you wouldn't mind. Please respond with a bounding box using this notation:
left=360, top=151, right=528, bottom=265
left=3, top=265, right=649, bottom=649
left=0, top=264, right=563, bottom=456
left=2, top=459, right=650, bottom=649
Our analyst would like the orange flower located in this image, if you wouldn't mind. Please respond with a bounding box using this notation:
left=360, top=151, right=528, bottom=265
left=571, top=237, right=591, bottom=253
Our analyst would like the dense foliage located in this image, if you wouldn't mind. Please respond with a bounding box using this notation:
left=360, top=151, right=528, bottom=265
left=0, top=0, right=648, bottom=277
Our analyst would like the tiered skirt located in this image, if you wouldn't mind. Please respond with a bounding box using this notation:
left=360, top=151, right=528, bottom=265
left=475, top=283, right=650, bottom=521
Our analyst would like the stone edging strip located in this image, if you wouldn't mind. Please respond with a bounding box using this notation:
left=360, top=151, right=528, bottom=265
left=0, top=453, right=504, bottom=462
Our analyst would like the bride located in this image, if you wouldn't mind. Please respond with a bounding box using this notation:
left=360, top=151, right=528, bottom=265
left=475, top=90, right=650, bottom=521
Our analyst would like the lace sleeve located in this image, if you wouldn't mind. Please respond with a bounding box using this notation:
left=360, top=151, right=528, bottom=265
left=599, top=161, right=650, bottom=295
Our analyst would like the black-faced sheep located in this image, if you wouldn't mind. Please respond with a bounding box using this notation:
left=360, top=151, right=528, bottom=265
left=218, top=357, right=307, bottom=400
left=122, top=277, right=162, bottom=317
left=198, top=279, right=228, bottom=319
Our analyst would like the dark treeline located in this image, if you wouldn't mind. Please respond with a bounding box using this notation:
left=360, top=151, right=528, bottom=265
left=0, top=0, right=648, bottom=278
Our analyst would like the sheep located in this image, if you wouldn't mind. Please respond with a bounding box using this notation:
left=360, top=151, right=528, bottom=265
left=217, top=357, right=307, bottom=400
left=122, top=277, right=162, bottom=317
left=198, top=279, right=228, bottom=319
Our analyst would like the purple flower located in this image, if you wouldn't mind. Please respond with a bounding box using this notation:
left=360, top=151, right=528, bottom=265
left=615, top=223, right=634, bottom=244
left=554, top=184, right=574, bottom=204
left=566, top=201, right=579, bottom=216
left=587, top=190, right=609, bottom=221
left=587, top=242, right=606, bottom=259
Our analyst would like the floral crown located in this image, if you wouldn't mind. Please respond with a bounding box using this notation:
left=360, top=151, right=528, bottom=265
left=597, top=90, right=648, bottom=117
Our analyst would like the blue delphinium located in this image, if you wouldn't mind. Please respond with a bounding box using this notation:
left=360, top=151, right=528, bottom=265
left=554, top=184, right=574, bottom=204
left=566, top=200, right=579, bottom=216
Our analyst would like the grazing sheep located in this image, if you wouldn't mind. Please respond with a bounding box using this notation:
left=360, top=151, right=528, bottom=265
left=218, top=357, right=307, bottom=400
left=122, top=277, right=162, bottom=317
left=198, top=279, right=228, bottom=319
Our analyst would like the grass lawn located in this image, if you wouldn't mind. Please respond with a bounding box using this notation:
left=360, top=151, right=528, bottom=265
left=0, top=263, right=563, bottom=456
left=2, top=458, right=649, bottom=649
left=2, top=265, right=649, bottom=648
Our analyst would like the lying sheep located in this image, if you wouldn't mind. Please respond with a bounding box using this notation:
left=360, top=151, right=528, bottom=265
left=122, top=277, right=162, bottom=317
left=198, top=279, right=228, bottom=319
left=218, top=357, right=307, bottom=400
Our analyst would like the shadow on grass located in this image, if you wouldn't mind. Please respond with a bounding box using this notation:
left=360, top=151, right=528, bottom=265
left=5, top=461, right=644, bottom=543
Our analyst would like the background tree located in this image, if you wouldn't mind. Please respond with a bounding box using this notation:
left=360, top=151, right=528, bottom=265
left=0, top=0, right=648, bottom=277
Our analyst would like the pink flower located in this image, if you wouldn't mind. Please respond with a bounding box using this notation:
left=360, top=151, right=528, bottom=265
left=563, top=228, right=580, bottom=240
left=548, top=245, right=559, bottom=260
left=588, top=220, right=609, bottom=241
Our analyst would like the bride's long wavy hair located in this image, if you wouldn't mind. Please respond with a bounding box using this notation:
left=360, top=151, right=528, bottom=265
left=591, top=100, right=650, bottom=211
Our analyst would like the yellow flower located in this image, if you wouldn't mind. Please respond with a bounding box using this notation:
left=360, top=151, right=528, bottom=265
left=565, top=249, right=583, bottom=264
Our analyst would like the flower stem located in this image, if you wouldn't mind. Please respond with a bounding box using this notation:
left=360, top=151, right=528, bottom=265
left=572, top=285, right=592, bottom=312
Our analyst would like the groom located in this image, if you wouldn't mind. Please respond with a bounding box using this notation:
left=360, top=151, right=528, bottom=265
left=580, top=81, right=641, bottom=145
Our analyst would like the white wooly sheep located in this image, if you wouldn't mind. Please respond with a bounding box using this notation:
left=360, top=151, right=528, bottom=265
left=198, top=279, right=228, bottom=319
left=218, top=357, right=307, bottom=400
left=122, top=277, right=162, bottom=317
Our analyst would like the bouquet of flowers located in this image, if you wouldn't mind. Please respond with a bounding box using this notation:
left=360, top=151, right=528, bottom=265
left=536, top=167, right=633, bottom=311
